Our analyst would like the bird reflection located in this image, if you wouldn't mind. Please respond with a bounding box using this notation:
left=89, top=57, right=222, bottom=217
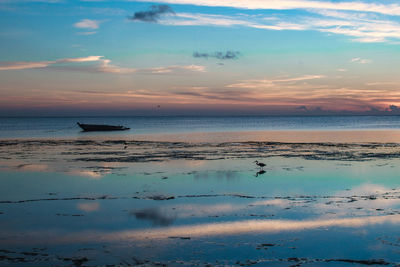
left=255, top=169, right=266, bottom=177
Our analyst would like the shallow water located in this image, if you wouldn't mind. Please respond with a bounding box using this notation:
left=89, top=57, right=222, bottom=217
left=2, top=115, right=400, bottom=139
left=1, top=139, right=400, bottom=266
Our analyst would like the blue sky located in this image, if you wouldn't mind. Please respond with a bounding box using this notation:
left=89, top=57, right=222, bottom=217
left=1, top=0, right=400, bottom=115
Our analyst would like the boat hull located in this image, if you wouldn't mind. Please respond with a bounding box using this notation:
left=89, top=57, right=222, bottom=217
left=77, top=123, right=130, bottom=132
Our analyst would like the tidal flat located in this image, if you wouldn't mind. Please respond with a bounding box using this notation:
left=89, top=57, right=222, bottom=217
left=1, top=138, right=400, bottom=266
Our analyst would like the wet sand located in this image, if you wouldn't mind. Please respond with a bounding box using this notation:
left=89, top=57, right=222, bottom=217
left=4, top=129, right=400, bottom=143
left=132, top=129, right=400, bottom=143
left=2, top=139, right=400, bottom=166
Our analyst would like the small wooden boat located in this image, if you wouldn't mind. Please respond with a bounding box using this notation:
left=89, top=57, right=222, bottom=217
left=77, top=122, right=130, bottom=132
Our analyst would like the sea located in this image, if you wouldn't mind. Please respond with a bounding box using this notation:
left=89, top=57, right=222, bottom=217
left=2, top=115, right=400, bottom=265
left=1, top=115, right=400, bottom=139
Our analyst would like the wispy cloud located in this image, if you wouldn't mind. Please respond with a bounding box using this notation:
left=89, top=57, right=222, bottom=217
left=74, top=19, right=101, bottom=35
left=162, top=11, right=400, bottom=43
left=67, top=74, right=395, bottom=112
left=5, top=0, right=400, bottom=43
left=0, top=56, right=206, bottom=75
left=0, top=56, right=102, bottom=70
left=74, top=19, right=100, bottom=29
left=193, top=51, right=240, bottom=60
left=0, top=0, right=62, bottom=2
left=350, top=57, right=372, bottom=64
left=161, top=12, right=255, bottom=27
left=77, top=31, right=97, bottom=36
left=129, top=4, right=175, bottom=23
left=125, top=1, right=400, bottom=43
left=88, top=7, right=127, bottom=16
left=96, top=58, right=205, bottom=74
left=134, top=0, right=400, bottom=17
left=226, top=75, right=325, bottom=89
left=4, top=80, right=400, bottom=113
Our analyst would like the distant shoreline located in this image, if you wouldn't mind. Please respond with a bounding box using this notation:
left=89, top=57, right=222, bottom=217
left=2, top=114, right=400, bottom=118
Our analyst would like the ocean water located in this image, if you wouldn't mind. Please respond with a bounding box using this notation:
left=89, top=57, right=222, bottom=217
left=2, top=152, right=400, bottom=266
left=1, top=115, right=400, bottom=139
left=2, top=117, right=400, bottom=265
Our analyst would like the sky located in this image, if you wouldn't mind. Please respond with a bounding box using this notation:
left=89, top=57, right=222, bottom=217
left=1, top=0, right=400, bottom=116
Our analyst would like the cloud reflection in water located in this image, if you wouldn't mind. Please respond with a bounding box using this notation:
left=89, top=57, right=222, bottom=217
left=4, top=214, right=400, bottom=246
left=132, top=207, right=176, bottom=226
left=103, top=214, right=400, bottom=241
left=77, top=202, right=100, bottom=212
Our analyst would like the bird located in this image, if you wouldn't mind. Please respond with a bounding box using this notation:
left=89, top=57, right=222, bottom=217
left=254, top=160, right=266, bottom=169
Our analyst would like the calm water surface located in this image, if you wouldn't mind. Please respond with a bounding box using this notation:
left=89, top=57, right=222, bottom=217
left=1, top=156, right=400, bottom=266
left=2, top=115, right=400, bottom=138
left=1, top=117, right=400, bottom=265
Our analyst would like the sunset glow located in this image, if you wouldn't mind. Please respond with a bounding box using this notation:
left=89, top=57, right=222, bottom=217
left=1, top=0, right=400, bottom=115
